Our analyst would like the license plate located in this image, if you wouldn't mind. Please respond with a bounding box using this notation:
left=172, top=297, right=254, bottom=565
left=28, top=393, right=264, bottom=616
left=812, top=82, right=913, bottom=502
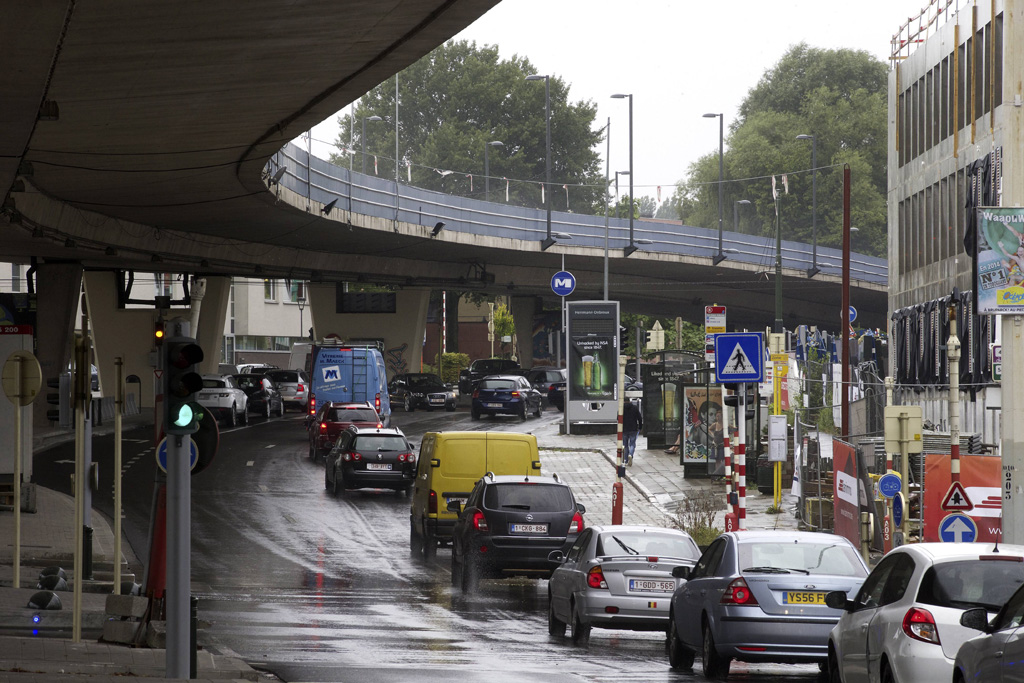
left=629, top=579, right=675, bottom=593
left=365, top=463, right=392, bottom=471
left=486, top=403, right=503, bottom=408
left=783, top=591, right=827, bottom=605
left=429, top=398, right=444, bottom=403
left=446, top=497, right=467, bottom=506
left=510, top=523, right=548, bottom=534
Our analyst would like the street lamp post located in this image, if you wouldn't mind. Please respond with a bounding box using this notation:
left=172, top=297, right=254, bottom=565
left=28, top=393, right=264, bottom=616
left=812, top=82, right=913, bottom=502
left=297, top=296, right=307, bottom=339
left=526, top=74, right=554, bottom=250
left=734, top=199, right=750, bottom=236
left=611, top=94, right=637, bottom=256
left=614, top=171, right=630, bottom=218
left=484, top=140, right=504, bottom=202
left=603, top=116, right=611, bottom=301
left=704, top=112, right=725, bottom=265
left=797, top=134, right=820, bottom=278
left=361, top=115, right=382, bottom=174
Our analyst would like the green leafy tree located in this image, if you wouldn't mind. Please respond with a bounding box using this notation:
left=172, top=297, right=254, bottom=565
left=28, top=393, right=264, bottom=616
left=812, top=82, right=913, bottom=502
left=493, top=302, right=515, bottom=358
left=667, top=44, right=887, bottom=257
left=636, top=195, right=657, bottom=218
left=332, top=40, right=606, bottom=214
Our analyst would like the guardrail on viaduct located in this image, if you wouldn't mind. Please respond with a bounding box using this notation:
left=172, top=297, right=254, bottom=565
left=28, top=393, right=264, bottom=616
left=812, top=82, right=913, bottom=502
left=271, top=143, right=886, bottom=285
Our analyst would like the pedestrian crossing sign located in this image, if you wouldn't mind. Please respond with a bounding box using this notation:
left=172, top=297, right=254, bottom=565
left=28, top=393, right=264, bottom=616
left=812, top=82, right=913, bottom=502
left=714, top=332, right=764, bottom=383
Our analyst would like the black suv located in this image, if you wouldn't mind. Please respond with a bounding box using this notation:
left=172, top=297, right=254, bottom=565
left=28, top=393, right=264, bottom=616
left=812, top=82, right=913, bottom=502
left=449, top=474, right=586, bottom=593
left=324, top=424, right=416, bottom=496
left=458, top=358, right=521, bottom=395
left=388, top=372, right=456, bottom=412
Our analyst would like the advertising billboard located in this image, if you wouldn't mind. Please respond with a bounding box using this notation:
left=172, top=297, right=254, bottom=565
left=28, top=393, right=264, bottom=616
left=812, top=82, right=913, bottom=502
left=922, top=452, right=1002, bottom=542
left=566, top=301, right=619, bottom=425
left=975, top=207, right=1024, bottom=314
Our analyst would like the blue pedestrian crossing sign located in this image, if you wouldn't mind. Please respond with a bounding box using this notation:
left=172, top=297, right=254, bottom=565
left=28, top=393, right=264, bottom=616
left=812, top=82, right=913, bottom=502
left=714, top=332, right=764, bottom=383
left=939, top=513, right=977, bottom=543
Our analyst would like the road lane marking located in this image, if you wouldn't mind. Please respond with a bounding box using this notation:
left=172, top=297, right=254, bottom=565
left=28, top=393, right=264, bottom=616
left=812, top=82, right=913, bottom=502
left=246, top=460, right=255, bottom=467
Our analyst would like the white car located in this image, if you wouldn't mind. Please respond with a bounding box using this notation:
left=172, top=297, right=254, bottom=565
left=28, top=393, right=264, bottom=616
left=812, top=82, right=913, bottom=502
left=198, top=374, right=248, bottom=427
left=826, top=542, right=1024, bottom=683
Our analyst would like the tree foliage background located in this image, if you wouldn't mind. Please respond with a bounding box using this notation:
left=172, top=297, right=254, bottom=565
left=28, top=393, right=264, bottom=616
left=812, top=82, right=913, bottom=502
left=662, top=44, right=888, bottom=257
left=331, top=40, right=606, bottom=214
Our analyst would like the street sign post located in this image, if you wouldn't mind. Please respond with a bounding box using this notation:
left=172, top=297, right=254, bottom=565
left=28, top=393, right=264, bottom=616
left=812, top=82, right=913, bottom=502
left=714, top=332, right=764, bottom=384
left=156, top=436, right=199, bottom=473
left=939, top=512, right=978, bottom=543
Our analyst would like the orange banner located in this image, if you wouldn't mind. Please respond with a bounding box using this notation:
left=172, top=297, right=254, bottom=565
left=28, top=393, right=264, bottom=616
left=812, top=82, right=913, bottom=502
left=923, top=453, right=1002, bottom=542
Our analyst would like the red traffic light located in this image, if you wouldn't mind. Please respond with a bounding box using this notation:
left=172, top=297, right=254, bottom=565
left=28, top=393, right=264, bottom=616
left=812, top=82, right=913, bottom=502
left=168, top=342, right=203, bottom=369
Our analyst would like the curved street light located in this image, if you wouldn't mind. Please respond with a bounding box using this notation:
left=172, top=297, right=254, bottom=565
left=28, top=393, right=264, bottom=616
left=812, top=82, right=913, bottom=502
left=612, top=93, right=636, bottom=256
left=484, top=140, right=504, bottom=202
left=361, top=115, right=382, bottom=174
left=704, top=112, right=725, bottom=265
left=526, top=74, right=553, bottom=250
left=796, top=133, right=819, bottom=278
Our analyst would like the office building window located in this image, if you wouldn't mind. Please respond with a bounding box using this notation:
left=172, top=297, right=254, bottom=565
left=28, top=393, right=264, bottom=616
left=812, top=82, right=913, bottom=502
left=264, top=279, right=276, bottom=302
left=288, top=280, right=306, bottom=303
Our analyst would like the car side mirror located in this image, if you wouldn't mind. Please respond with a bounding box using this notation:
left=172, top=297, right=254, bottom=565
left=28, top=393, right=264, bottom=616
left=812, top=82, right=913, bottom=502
left=825, top=590, right=852, bottom=611
left=960, top=607, right=990, bottom=632
left=446, top=500, right=462, bottom=513
left=671, top=565, right=690, bottom=579
left=576, top=503, right=586, bottom=515
left=445, top=383, right=453, bottom=390
left=548, top=550, right=565, bottom=564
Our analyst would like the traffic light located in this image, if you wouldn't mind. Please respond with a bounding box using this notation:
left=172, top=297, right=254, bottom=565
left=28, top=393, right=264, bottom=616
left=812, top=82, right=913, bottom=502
left=722, top=384, right=756, bottom=420
left=46, top=372, right=71, bottom=427
left=619, top=325, right=628, bottom=351
left=154, top=321, right=165, bottom=346
left=163, top=337, right=205, bottom=435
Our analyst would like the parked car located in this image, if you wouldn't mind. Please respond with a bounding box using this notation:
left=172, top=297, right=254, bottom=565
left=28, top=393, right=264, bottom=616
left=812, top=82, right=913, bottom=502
left=450, top=473, right=585, bottom=594
left=264, top=369, right=309, bottom=412
left=388, top=372, right=456, bottom=412
left=548, top=525, right=701, bottom=645
left=237, top=363, right=278, bottom=374
left=826, top=542, right=1024, bottom=683
left=458, top=358, right=521, bottom=395
left=234, top=373, right=285, bottom=419
left=409, top=431, right=542, bottom=561
left=954, top=578, right=1024, bottom=683
left=197, top=374, right=249, bottom=427
left=525, top=366, right=566, bottom=407
left=668, top=530, right=868, bottom=676
left=471, top=375, right=542, bottom=421
left=308, top=401, right=380, bottom=460
left=323, top=424, right=416, bottom=495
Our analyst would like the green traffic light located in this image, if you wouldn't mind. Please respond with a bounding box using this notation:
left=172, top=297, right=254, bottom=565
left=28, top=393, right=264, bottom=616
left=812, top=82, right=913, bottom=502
left=172, top=403, right=194, bottom=428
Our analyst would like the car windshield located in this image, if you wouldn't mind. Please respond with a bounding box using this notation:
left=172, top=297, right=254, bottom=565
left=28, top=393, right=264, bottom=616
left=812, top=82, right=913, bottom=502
left=483, top=483, right=574, bottom=512
left=473, top=360, right=504, bottom=372
left=479, top=379, right=516, bottom=390
left=327, top=408, right=378, bottom=423
left=917, top=559, right=1024, bottom=611
left=406, top=374, right=441, bottom=387
left=202, top=379, right=226, bottom=389
left=234, top=376, right=261, bottom=390
left=353, top=435, right=407, bottom=451
left=597, top=532, right=700, bottom=560
left=265, top=371, right=297, bottom=383
left=738, top=540, right=867, bottom=577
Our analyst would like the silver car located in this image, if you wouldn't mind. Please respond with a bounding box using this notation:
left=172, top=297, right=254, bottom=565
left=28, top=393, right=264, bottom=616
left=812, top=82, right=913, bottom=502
left=264, top=369, right=309, bottom=412
left=197, top=374, right=248, bottom=427
left=668, top=530, right=868, bottom=676
left=827, top=542, right=1024, bottom=683
left=954, top=579, right=1024, bottom=683
left=547, top=525, right=701, bottom=645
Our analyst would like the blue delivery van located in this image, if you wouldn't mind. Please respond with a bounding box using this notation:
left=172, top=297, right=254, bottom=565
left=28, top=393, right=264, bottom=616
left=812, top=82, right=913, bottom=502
left=307, top=341, right=392, bottom=426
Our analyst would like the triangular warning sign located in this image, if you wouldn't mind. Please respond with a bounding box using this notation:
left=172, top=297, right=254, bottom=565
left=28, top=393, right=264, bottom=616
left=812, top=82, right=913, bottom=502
left=722, top=343, right=751, bottom=375
left=941, top=481, right=974, bottom=512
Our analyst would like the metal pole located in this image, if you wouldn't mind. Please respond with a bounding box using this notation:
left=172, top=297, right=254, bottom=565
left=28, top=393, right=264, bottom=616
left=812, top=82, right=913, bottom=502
left=626, top=95, right=635, bottom=255
left=545, top=76, right=552, bottom=247
left=737, top=385, right=747, bottom=530
left=612, top=355, right=625, bottom=524
left=841, top=166, right=851, bottom=438
left=165, top=320, right=191, bottom=679
left=362, top=117, right=367, bottom=175
left=947, top=298, right=961, bottom=483
left=716, top=114, right=724, bottom=261
left=13, top=358, right=22, bottom=590
left=775, top=195, right=783, bottom=333
left=485, top=144, right=491, bottom=202
left=603, top=117, right=610, bottom=300
left=113, top=357, right=123, bottom=593
left=810, top=137, right=818, bottom=275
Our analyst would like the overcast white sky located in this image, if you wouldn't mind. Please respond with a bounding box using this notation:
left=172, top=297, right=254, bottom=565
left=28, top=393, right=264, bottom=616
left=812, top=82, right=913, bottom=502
left=306, top=0, right=950, bottom=205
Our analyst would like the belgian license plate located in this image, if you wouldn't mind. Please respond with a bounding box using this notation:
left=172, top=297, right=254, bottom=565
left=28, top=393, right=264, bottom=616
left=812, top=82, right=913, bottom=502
left=629, top=579, right=675, bottom=593
left=510, top=523, right=548, bottom=534
left=365, top=463, right=392, bottom=471
left=446, top=497, right=467, bottom=506
left=486, top=402, right=502, bottom=408
left=430, top=398, right=444, bottom=403
left=783, top=591, right=826, bottom=605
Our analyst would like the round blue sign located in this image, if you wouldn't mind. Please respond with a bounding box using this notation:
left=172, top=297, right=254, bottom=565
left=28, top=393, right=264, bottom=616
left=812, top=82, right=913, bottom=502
left=849, top=306, right=858, bottom=323
left=892, top=493, right=904, bottom=527
left=156, top=436, right=199, bottom=473
left=878, top=472, right=902, bottom=498
left=551, top=270, right=576, bottom=297
left=939, top=512, right=978, bottom=543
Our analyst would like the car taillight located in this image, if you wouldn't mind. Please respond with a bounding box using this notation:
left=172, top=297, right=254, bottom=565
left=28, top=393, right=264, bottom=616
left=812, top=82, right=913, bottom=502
left=548, top=384, right=556, bottom=391
left=352, top=452, right=362, bottom=461
left=472, top=510, right=489, bottom=531
left=587, top=566, right=607, bottom=589
left=428, top=490, right=437, bottom=514
left=721, top=578, right=758, bottom=605
left=472, top=390, right=479, bottom=399
left=902, top=607, right=940, bottom=644
left=297, top=383, right=305, bottom=392
left=397, top=452, right=415, bottom=463
left=319, top=422, right=326, bottom=432
left=569, top=511, right=584, bottom=533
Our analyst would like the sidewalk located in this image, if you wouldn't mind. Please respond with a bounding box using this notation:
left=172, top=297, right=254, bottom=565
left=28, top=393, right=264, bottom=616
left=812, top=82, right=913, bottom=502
left=0, top=410, right=801, bottom=682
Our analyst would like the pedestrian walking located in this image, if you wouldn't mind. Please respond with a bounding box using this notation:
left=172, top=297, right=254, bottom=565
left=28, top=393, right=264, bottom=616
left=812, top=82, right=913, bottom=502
left=622, top=398, right=642, bottom=466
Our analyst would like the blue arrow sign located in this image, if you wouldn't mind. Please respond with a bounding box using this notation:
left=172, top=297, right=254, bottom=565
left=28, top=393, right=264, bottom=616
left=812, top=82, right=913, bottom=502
left=156, top=436, right=198, bottom=473
left=892, top=493, right=904, bottom=527
left=878, top=473, right=902, bottom=498
left=714, top=332, right=764, bottom=383
left=551, top=271, right=576, bottom=297
left=849, top=306, right=857, bottom=323
left=939, top=513, right=977, bottom=543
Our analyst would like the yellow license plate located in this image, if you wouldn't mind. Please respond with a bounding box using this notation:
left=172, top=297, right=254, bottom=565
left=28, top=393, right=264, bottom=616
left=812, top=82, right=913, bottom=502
left=783, top=591, right=826, bottom=605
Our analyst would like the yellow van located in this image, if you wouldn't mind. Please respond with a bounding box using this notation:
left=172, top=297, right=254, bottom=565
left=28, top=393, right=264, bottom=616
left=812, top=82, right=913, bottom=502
left=410, top=431, right=542, bottom=560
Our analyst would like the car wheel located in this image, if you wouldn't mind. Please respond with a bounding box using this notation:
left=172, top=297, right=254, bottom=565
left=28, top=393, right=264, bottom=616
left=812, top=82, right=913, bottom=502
left=471, top=408, right=480, bottom=421
left=569, top=602, right=590, bottom=646
left=450, top=547, right=461, bottom=587
left=278, top=401, right=285, bottom=417
left=423, top=532, right=437, bottom=561
left=880, top=662, right=894, bottom=683
left=331, top=470, right=340, bottom=497
left=461, top=553, right=479, bottom=594
left=547, top=594, right=566, bottom=637
left=827, top=648, right=841, bottom=683
left=533, top=400, right=542, bottom=418
left=519, top=403, right=527, bottom=422
left=410, top=522, right=423, bottom=559
left=702, top=621, right=730, bottom=680
left=404, top=396, right=414, bottom=412
left=668, top=618, right=695, bottom=670
left=264, top=401, right=271, bottom=419
left=445, top=402, right=455, bottom=413
left=240, top=405, right=249, bottom=425
left=308, top=443, right=315, bottom=459
left=227, top=404, right=237, bottom=427
left=324, top=468, right=330, bottom=491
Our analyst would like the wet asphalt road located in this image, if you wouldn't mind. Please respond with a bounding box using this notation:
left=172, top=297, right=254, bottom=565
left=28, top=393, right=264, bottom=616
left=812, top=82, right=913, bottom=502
left=36, top=406, right=827, bottom=682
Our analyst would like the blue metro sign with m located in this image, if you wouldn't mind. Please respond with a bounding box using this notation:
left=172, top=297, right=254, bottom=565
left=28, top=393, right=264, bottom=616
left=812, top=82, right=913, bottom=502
left=322, top=365, right=340, bottom=381
left=551, top=271, right=576, bottom=297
